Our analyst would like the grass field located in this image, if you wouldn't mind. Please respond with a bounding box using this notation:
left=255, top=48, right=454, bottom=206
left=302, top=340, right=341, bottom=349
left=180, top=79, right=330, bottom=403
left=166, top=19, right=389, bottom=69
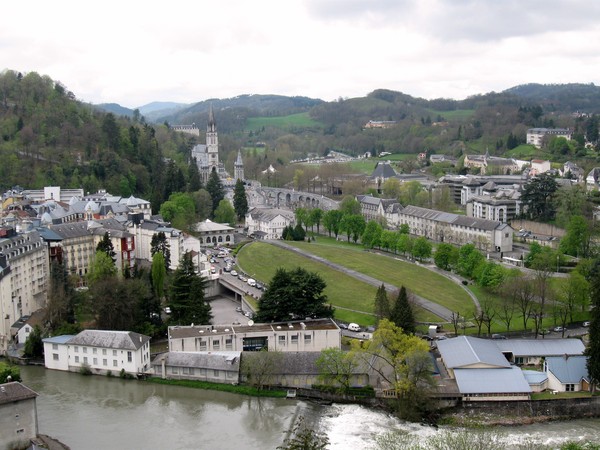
left=236, top=241, right=443, bottom=325
left=506, top=144, right=552, bottom=159
left=286, top=238, right=473, bottom=313
left=245, top=112, right=322, bottom=132
left=427, top=109, right=475, bottom=121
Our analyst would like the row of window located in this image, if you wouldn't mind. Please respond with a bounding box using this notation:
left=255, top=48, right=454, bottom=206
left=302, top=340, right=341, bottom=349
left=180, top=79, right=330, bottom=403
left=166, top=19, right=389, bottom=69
left=170, top=367, right=235, bottom=378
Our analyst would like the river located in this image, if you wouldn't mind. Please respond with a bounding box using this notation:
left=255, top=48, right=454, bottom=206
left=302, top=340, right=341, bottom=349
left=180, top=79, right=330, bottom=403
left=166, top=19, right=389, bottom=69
left=19, top=366, right=600, bottom=449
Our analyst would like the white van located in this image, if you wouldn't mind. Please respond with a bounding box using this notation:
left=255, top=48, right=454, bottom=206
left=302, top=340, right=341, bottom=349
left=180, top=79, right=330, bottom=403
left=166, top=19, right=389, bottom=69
left=348, top=323, right=361, bottom=332
left=247, top=278, right=256, bottom=287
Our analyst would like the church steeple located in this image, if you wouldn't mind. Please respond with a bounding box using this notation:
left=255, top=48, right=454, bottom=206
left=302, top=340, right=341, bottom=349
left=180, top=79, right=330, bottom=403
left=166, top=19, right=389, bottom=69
left=234, top=149, right=244, bottom=181
left=206, top=104, right=219, bottom=176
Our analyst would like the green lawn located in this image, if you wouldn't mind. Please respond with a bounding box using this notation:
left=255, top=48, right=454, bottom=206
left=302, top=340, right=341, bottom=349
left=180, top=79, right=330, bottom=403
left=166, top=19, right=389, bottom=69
left=245, top=112, right=322, bottom=131
left=427, top=109, right=474, bottom=121
left=287, top=239, right=473, bottom=313
left=236, top=241, right=443, bottom=325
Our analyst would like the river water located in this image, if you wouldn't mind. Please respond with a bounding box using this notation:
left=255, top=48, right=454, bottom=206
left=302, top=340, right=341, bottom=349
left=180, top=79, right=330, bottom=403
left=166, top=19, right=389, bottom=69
left=19, top=366, right=600, bottom=449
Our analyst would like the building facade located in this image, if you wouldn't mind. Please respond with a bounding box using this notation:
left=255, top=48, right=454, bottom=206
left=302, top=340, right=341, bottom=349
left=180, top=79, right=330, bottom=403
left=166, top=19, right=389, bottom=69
left=245, top=208, right=295, bottom=240
left=526, top=128, right=572, bottom=148
left=168, top=318, right=341, bottom=353
left=0, top=382, right=39, bottom=448
left=43, top=330, right=151, bottom=376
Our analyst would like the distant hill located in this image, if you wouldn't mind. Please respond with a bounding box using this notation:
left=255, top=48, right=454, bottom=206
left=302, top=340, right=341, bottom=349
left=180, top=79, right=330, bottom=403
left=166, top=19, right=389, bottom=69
left=503, top=83, right=600, bottom=113
left=95, top=103, right=135, bottom=117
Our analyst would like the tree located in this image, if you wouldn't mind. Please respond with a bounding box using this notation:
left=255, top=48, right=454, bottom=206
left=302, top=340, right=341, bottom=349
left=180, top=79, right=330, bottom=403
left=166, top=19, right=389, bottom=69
left=340, top=214, right=365, bottom=243
left=255, top=267, right=333, bottom=322
left=316, top=347, right=359, bottom=391
left=233, top=178, right=249, bottom=221
left=362, top=220, right=383, bottom=249
left=380, top=230, right=399, bottom=253
left=521, top=173, right=559, bottom=221
left=151, top=231, right=171, bottom=269
left=374, top=284, right=391, bottom=323
left=309, top=208, right=323, bottom=234
left=559, top=215, right=591, bottom=257
left=241, top=349, right=284, bottom=390
left=323, top=209, right=343, bottom=238
left=87, top=251, right=118, bottom=285
left=159, top=192, right=196, bottom=230
left=390, top=287, right=415, bottom=334
left=92, top=277, right=150, bottom=331
left=276, top=416, right=329, bottom=450
left=188, top=158, right=202, bottom=192
left=45, top=260, right=75, bottom=332
left=151, top=252, right=167, bottom=299
left=192, top=189, right=213, bottom=221
left=396, top=234, right=413, bottom=256
left=457, top=244, right=485, bottom=279
left=295, top=207, right=309, bottom=231
left=585, top=258, right=600, bottom=392
left=352, top=319, right=433, bottom=419
left=411, top=237, right=432, bottom=261
left=339, top=196, right=361, bottom=215
left=434, top=243, right=458, bottom=271
left=206, top=170, right=225, bottom=217
left=23, top=325, right=44, bottom=359
left=169, top=252, right=211, bottom=325
left=96, top=231, right=116, bottom=263
left=214, top=199, right=236, bottom=226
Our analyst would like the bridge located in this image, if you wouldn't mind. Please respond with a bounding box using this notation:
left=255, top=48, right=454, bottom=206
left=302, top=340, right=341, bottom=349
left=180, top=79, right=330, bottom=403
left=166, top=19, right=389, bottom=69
left=249, top=186, right=339, bottom=211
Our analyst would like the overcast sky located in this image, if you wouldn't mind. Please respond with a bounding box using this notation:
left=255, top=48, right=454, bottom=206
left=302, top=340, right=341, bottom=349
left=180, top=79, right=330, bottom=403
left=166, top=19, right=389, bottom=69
left=2, top=0, right=599, bottom=109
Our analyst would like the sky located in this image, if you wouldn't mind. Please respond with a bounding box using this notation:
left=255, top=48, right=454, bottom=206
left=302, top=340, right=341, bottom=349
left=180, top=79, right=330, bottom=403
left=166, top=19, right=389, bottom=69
left=2, top=0, right=599, bottom=109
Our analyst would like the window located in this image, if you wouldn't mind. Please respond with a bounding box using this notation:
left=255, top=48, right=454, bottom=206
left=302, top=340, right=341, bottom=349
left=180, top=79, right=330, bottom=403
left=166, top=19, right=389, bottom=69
left=188, top=368, right=195, bottom=375
left=52, top=343, right=58, bottom=350
left=199, top=368, right=206, bottom=375
left=83, top=357, right=88, bottom=364
left=566, top=384, right=575, bottom=392
left=127, top=351, right=132, bottom=363
left=291, top=335, right=298, bottom=344
left=172, top=367, right=179, bottom=374
left=103, top=349, right=107, bottom=355
left=225, top=338, right=233, bottom=350
left=182, top=367, right=189, bottom=375
left=213, top=341, right=220, bottom=350
left=93, top=358, right=98, bottom=365
left=93, top=348, right=97, bottom=354
left=113, top=360, right=118, bottom=367
left=83, top=347, right=87, bottom=354
left=75, top=356, right=79, bottom=363
left=53, top=353, right=59, bottom=361
left=113, top=350, right=117, bottom=356
left=213, top=370, right=220, bottom=377
left=279, top=335, right=286, bottom=345
left=74, top=346, right=79, bottom=353
left=304, top=334, right=312, bottom=343
left=103, top=359, right=107, bottom=366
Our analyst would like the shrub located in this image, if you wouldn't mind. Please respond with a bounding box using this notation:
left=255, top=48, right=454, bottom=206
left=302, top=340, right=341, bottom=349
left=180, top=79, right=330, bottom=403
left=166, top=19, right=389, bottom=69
left=79, top=363, right=92, bottom=376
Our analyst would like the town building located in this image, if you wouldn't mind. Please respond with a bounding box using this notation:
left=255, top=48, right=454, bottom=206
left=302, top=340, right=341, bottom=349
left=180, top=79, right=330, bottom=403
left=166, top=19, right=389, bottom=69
left=194, top=219, right=235, bottom=248
left=234, top=150, right=245, bottom=181
left=397, top=205, right=513, bottom=252
left=586, top=167, right=600, bottom=191
left=129, top=219, right=183, bottom=270
left=465, top=184, right=521, bottom=223
left=527, top=128, right=572, bottom=148
left=245, top=207, right=295, bottom=240
left=0, top=382, right=39, bottom=447
left=561, top=161, right=585, bottom=182
left=363, top=120, right=396, bottom=129
left=43, top=329, right=151, bottom=376
left=151, top=351, right=241, bottom=384
left=438, top=174, right=527, bottom=206
left=544, top=355, right=590, bottom=393
left=168, top=318, right=341, bottom=353
left=356, top=195, right=402, bottom=226
left=463, top=152, right=520, bottom=175
left=190, top=106, right=234, bottom=185
left=0, top=227, right=48, bottom=352
left=529, top=159, right=552, bottom=176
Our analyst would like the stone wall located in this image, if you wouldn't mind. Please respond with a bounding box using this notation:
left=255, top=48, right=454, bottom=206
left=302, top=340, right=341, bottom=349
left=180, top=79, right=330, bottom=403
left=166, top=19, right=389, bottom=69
left=458, top=397, right=600, bottom=420
left=511, top=219, right=566, bottom=238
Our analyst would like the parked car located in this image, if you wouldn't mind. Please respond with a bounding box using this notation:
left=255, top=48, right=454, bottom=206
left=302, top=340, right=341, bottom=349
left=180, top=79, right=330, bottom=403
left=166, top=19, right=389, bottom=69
left=583, top=321, right=591, bottom=327
left=230, top=270, right=238, bottom=276
left=492, top=334, right=507, bottom=340
left=247, top=278, right=256, bottom=287
left=255, top=282, right=263, bottom=290
left=348, top=323, right=361, bottom=332
left=164, top=307, right=171, bottom=314
left=553, top=326, right=565, bottom=332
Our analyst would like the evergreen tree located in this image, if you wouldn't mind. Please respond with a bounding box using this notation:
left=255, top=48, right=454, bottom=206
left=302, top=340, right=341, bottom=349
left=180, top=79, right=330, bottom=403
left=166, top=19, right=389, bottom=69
left=151, top=252, right=167, bottom=299
left=151, top=231, right=171, bottom=269
left=374, top=284, right=391, bottom=323
left=206, top=170, right=225, bottom=217
left=390, top=286, right=415, bottom=334
left=214, top=199, right=236, bottom=226
left=585, top=258, right=600, bottom=392
left=188, top=158, right=202, bottom=192
left=293, top=223, right=306, bottom=241
left=169, top=252, right=211, bottom=325
left=96, top=232, right=116, bottom=263
left=45, top=260, right=76, bottom=332
left=255, top=267, right=333, bottom=322
left=233, top=178, right=249, bottom=221
left=23, top=325, right=44, bottom=359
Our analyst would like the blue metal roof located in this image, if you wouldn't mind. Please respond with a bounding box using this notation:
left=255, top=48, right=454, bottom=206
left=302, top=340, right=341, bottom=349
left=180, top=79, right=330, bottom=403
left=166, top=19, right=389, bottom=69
left=495, top=339, right=585, bottom=357
left=42, top=335, right=75, bottom=344
left=454, top=366, right=531, bottom=394
left=437, top=336, right=511, bottom=369
left=546, top=356, right=589, bottom=384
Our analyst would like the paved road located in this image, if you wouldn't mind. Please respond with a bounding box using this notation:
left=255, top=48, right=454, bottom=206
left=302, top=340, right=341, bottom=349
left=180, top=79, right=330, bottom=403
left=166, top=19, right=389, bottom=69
left=266, top=240, right=456, bottom=322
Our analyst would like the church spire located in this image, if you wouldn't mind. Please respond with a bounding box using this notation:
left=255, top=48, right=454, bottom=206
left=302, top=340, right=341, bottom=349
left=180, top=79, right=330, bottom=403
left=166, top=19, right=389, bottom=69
left=207, top=104, right=216, bottom=132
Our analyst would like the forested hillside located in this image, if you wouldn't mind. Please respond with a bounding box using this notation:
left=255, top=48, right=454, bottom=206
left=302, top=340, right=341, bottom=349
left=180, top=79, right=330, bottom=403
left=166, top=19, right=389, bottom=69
left=0, top=70, right=196, bottom=212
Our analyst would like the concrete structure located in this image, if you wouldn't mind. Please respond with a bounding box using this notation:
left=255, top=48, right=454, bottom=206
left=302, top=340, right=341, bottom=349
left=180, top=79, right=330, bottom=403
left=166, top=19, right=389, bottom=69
left=170, top=124, right=200, bottom=136
left=43, top=330, right=151, bottom=376
left=0, top=382, right=39, bottom=448
left=194, top=219, right=235, bottom=248
left=251, top=187, right=339, bottom=211
left=527, top=128, right=572, bottom=148
left=168, top=318, right=341, bottom=353
left=245, top=207, right=295, bottom=240
left=129, top=220, right=183, bottom=270
left=438, top=174, right=527, bottom=206
left=152, top=351, right=241, bottom=384
left=397, top=205, right=513, bottom=252
left=0, top=227, right=48, bottom=352
left=466, top=185, right=521, bottom=223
